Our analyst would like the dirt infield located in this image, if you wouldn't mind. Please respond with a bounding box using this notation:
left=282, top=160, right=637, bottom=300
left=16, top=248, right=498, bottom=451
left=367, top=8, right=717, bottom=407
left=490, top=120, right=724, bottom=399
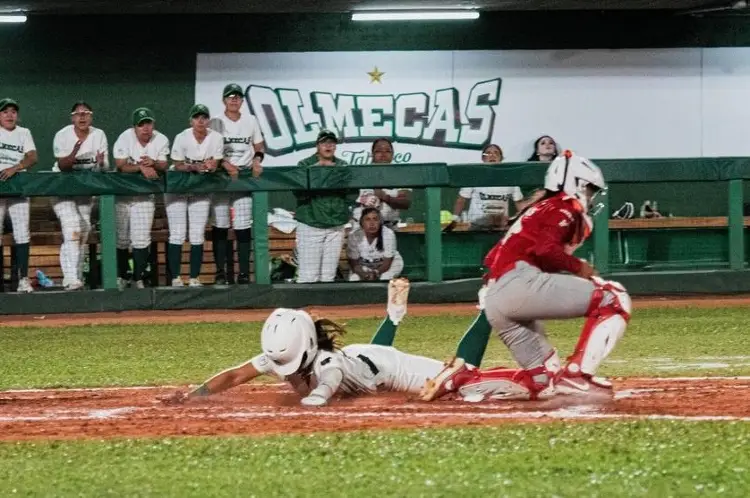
left=2, top=294, right=750, bottom=328
left=1, top=295, right=748, bottom=441
left=0, top=377, right=748, bottom=441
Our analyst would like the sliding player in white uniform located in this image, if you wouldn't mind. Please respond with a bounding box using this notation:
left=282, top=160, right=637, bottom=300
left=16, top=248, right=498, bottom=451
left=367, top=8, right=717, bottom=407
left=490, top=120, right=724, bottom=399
left=208, top=83, right=265, bottom=285
left=113, top=108, right=170, bottom=289
left=52, top=101, right=109, bottom=290
left=0, top=98, right=37, bottom=293
left=166, top=104, right=224, bottom=287
left=161, top=279, right=446, bottom=407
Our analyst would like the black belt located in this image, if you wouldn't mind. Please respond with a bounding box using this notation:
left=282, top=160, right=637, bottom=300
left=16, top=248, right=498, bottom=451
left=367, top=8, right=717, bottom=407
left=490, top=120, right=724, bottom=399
left=358, top=354, right=379, bottom=376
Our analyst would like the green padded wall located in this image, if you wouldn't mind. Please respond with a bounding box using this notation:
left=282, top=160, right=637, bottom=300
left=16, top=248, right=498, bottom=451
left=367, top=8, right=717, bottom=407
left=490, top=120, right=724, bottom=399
left=2, top=12, right=750, bottom=172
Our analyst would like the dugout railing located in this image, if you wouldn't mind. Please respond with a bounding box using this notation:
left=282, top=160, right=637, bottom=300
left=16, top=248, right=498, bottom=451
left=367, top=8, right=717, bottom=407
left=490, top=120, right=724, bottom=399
left=0, top=158, right=747, bottom=292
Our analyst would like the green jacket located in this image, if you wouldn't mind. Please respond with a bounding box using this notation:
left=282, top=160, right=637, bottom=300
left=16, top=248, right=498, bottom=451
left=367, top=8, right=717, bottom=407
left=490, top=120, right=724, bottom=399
left=295, top=154, right=351, bottom=228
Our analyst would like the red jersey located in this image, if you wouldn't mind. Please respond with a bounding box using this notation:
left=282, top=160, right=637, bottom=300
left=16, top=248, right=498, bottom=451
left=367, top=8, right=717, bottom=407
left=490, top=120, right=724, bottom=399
left=483, top=193, right=592, bottom=280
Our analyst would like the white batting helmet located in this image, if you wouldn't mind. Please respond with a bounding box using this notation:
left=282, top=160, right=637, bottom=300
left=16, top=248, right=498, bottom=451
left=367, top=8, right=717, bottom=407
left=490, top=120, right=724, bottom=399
left=544, top=150, right=606, bottom=213
left=260, top=308, right=317, bottom=376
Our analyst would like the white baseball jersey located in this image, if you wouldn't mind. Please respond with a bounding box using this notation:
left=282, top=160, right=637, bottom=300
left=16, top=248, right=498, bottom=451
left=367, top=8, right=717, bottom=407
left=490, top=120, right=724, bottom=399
left=346, top=226, right=399, bottom=271
left=357, top=188, right=411, bottom=223
left=209, top=114, right=263, bottom=168
left=113, top=128, right=170, bottom=164
left=170, top=128, right=223, bottom=166
left=0, top=126, right=35, bottom=171
left=459, top=186, right=523, bottom=221
left=52, top=125, right=109, bottom=172
left=250, top=343, right=443, bottom=402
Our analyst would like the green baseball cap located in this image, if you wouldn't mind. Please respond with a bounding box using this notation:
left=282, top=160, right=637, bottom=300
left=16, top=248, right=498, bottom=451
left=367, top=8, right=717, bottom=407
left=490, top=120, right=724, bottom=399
left=223, top=83, right=243, bottom=98
left=316, top=129, right=337, bottom=144
left=132, top=107, right=155, bottom=126
left=189, top=104, right=210, bottom=119
left=0, top=98, right=19, bottom=112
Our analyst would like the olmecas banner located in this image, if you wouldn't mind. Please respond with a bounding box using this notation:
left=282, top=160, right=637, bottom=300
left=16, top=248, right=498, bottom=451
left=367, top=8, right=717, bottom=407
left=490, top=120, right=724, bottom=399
left=196, top=49, right=750, bottom=166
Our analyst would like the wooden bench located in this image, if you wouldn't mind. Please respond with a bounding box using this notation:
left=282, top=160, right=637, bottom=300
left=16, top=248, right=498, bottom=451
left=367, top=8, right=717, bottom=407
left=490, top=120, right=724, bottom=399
left=3, top=207, right=749, bottom=290
left=1, top=227, right=352, bottom=290
left=610, top=216, right=750, bottom=230
left=444, top=216, right=750, bottom=231
left=0, top=197, right=352, bottom=290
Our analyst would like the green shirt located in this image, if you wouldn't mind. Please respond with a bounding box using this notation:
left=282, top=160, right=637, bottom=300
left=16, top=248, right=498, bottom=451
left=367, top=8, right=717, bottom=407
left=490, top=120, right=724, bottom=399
left=295, top=153, right=351, bottom=228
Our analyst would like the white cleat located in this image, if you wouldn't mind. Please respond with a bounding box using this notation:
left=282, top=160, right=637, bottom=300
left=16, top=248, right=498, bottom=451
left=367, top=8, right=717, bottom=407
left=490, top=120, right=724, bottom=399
left=65, top=280, right=84, bottom=291
left=188, top=278, right=203, bottom=287
left=171, top=277, right=184, bottom=287
left=117, top=277, right=129, bottom=291
left=16, top=277, right=33, bottom=293
left=555, top=372, right=613, bottom=398
left=135, top=280, right=145, bottom=289
left=387, top=277, right=410, bottom=325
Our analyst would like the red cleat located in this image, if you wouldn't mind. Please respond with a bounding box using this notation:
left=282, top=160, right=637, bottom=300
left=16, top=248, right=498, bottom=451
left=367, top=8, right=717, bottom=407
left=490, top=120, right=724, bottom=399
left=420, top=357, right=475, bottom=401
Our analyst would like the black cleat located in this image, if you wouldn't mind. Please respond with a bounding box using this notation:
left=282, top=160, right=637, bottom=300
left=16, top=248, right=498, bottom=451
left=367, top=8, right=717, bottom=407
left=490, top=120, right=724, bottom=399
left=236, top=273, right=250, bottom=285
left=214, top=271, right=227, bottom=286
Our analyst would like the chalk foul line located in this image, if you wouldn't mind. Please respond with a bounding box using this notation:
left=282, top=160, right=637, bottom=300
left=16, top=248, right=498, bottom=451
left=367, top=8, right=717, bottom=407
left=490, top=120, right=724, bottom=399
left=3, top=376, right=750, bottom=395
left=0, top=404, right=749, bottom=424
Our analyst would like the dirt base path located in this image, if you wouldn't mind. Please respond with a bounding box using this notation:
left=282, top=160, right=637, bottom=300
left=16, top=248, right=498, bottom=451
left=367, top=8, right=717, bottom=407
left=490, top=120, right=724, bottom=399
left=3, top=294, right=750, bottom=328
left=0, top=377, right=748, bottom=441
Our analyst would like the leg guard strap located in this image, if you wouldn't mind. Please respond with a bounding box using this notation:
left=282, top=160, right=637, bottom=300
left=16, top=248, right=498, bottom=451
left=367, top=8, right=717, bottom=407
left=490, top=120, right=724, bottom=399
left=566, top=279, right=631, bottom=377
left=457, top=350, right=560, bottom=402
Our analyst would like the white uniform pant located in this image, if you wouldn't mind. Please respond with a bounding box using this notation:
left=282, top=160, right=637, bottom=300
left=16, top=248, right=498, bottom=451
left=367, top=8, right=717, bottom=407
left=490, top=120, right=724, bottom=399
left=164, top=193, right=211, bottom=245
left=343, top=344, right=444, bottom=394
left=348, top=253, right=404, bottom=281
left=0, top=197, right=30, bottom=245
left=116, top=195, right=155, bottom=250
left=295, top=223, right=344, bottom=283
left=53, top=196, right=93, bottom=286
left=212, top=192, right=252, bottom=230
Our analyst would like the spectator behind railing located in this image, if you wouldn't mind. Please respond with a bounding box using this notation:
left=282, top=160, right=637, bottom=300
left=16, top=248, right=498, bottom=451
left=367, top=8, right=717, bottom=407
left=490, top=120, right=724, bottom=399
left=294, top=129, right=351, bottom=283
left=527, top=135, right=558, bottom=163
left=347, top=207, right=403, bottom=281
left=352, top=138, right=412, bottom=228
left=166, top=104, right=223, bottom=287
left=52, top=101, right=109, bottom=291
left=113, top=107, right=170, bottom=290
left=0, top=98, right=37, bottom=293
left=208, top=83, right=266, bottom=286
left=448, top=144, right=538, bottom=232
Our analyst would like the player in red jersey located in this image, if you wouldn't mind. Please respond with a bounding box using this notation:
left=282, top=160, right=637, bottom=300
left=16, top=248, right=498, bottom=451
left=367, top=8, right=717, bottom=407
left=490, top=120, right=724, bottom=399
left=421, top=150, right=632, bottom=402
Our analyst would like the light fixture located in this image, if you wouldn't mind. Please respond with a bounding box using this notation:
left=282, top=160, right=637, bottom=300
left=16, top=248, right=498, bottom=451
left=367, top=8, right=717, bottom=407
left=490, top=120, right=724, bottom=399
left=351, top=10, right=479, bottom=22
left=0, top=14, right=27, bottom=23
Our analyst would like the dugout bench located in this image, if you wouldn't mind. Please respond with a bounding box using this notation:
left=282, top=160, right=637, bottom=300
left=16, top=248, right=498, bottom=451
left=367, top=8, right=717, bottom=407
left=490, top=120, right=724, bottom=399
left=6, top=216, right=749, bottom=292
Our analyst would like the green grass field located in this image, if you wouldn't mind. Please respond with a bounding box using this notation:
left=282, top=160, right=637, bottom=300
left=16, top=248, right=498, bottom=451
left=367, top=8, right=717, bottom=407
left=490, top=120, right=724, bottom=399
left=1, top=306, right=749, bottom=497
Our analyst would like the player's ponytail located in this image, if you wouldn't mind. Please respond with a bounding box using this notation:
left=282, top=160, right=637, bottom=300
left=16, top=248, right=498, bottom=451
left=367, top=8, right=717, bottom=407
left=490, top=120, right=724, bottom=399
left=313, top=318, right=347, bottom=352
left=375, top=223, right=384, bottom=253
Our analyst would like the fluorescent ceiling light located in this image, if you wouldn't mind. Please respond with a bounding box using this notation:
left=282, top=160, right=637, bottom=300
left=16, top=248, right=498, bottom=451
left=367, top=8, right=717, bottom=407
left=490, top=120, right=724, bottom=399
left=0, top=15, right=26, bottom=23
left=352, top=11, right=479, bottom=21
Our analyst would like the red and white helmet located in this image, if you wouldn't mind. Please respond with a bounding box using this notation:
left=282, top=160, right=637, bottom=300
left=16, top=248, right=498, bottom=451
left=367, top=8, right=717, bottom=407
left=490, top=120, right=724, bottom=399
left=260, top=308, right=317, bottom=376
left=543, top=150, right=606, bottom=212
